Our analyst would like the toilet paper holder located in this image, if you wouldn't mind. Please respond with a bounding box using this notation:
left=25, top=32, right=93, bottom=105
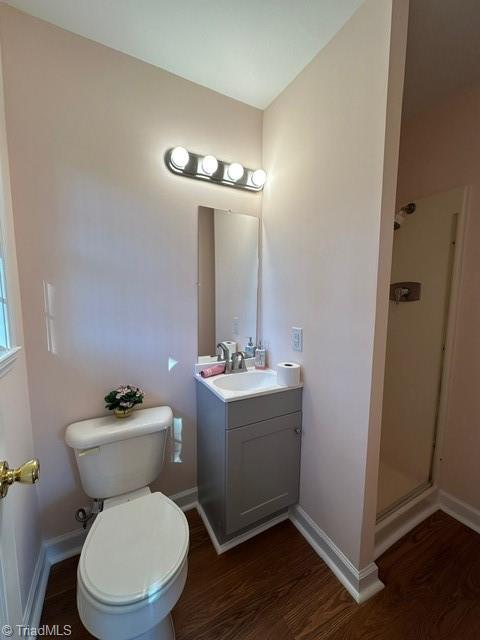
left=389, top=281, right=421, bottom=304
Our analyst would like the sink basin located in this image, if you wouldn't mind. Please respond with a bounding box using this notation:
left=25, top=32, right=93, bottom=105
left=212, top=370, right=277, bottom=393
left=196, top=367, right=302, bottom=402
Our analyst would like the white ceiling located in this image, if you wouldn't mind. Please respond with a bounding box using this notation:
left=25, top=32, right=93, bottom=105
left=403, top=0, right=480, bottom=118
left=4, top=0, right=363, bottom=109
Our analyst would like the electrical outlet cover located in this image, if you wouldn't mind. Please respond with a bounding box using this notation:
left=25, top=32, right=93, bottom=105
left=292, top=327, right=303, bottom=352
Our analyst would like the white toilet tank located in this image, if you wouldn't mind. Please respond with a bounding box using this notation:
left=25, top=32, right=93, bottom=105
left=65, top=406, right=173, bottom=499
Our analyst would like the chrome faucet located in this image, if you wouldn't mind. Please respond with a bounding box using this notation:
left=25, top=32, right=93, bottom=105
left=231, top=351, right=248, bottom=373
left=216, top=342, right=231, bottom=372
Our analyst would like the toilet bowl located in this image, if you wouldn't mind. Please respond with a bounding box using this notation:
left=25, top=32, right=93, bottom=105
left=77, top=490, right=189, bottom=640
left=65, top=407, right=188, bottom=640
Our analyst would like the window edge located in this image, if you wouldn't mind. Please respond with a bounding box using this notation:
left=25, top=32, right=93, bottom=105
left=0, top=345, right=21, bottom=378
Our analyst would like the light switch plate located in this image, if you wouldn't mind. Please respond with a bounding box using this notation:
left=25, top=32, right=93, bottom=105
left=292, top=327, right=303, bottom=352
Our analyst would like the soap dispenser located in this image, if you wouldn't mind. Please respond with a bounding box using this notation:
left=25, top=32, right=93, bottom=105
left=254, top=341, right=266, bottom=369
left=245, top=337, right=256, bottom=358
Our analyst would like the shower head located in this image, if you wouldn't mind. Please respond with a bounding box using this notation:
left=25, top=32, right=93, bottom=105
left=394, top=202, right=416, bottom=230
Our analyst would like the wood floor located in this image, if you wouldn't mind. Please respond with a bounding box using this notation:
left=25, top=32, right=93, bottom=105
left=41, top=510, right=480, bottom=639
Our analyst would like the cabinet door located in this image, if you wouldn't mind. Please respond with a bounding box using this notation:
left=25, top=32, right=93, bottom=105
left=225, top=412, right=301, bottom=534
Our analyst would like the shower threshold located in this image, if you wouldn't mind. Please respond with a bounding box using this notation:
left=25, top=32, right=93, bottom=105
left=377, top=480, right=432, bottom=523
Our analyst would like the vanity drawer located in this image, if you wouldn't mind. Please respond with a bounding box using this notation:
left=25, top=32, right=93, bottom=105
left=226, top=388, right=302, bottom=429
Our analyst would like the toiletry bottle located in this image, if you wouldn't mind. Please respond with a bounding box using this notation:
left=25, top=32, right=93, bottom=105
left=254, top=341, right=266, bottom=369
left=245, top=337, right=256, bottom=358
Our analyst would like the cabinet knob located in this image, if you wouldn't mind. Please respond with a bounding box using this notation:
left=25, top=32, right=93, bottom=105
left=294, top=428, right=302, bottom=434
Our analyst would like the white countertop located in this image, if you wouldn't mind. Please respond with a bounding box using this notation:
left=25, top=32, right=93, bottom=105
left=195, top=367, right=303, bottom=403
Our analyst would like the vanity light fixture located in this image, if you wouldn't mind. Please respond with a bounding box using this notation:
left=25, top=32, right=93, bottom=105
left=170, top=146, right=190, bottom=169
left=251, top=169, right=267, bottom=188
left=227, top=162, right=244, bottom=182
left=165, top=147, right=266, bottom=191
left=201, top=155, right=218, bottom=175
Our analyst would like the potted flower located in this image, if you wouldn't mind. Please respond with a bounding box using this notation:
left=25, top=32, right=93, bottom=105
left=105, top=385, right=145, bottom=418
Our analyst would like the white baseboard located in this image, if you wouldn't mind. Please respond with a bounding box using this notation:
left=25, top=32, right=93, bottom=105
left=289, top=504, right=384, bottom=604
left=169, top=486, right=198, bottom=512
left=25, top=485, right=480, bottom=630
left=22, top=543, right=48, bottom=630
left=439, top=490, right=480, bottom=535
left=45, top=528, right=87, bottom=566
left=374, top=487, right=480, bottom=560
left=375, top=487, right=439, bottom=559
left=198, top=502, right=384, bottom=603
left=196, top=502, right=289, bottom=554
left=23, top=527, right=87, bottom=630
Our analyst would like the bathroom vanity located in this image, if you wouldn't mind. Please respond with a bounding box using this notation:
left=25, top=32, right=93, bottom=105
left=196, top=369, right=302, bottom=544
left=196, top=206, right=303, bottom=546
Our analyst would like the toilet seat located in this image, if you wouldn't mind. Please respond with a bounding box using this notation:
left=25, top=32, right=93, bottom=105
left=77, top=559, right=188, bottom=640
left=79, top=491, right=189, bottom=606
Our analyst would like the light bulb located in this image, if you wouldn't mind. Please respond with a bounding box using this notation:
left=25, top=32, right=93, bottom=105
left=202, top=155, right=218, bottom=175
left=170, top=146, right=189, bottom=169
left=227, top=162, right=244, bottom=181
left=251, top=169, right=267, bottom=188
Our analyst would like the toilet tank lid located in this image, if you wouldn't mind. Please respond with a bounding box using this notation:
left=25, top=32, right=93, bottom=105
left=65, top=406, right=173, bottom=449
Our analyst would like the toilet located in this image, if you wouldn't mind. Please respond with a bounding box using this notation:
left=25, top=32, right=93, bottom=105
left=65, top=406, right=189, bottom=640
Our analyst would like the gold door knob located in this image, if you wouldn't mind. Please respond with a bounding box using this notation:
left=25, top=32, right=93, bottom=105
left=0, top=458, right=40, bottom=499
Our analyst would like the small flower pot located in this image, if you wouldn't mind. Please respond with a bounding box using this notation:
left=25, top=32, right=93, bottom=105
left=114, top=407, right=133, bottom=419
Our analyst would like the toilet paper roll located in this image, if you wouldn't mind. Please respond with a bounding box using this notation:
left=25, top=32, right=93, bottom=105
left=276, top=362, right=301, bottom=387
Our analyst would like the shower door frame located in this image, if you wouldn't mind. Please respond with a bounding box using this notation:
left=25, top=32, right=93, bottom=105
left=377, top=185, right=469, bottom=522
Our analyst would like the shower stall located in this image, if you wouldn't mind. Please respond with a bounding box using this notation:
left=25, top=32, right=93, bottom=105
left=377, top=187, right=464, bottom=520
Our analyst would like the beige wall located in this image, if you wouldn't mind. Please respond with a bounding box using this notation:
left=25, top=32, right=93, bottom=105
left=0, top=40, right=40, bottom=614
left=262, top=0, right=407, bottom=568
left=0, top=4, right=262, bottom=539
left=0, top=0, right=411, bottom=562
left=396, top=86, right=480, bottom=511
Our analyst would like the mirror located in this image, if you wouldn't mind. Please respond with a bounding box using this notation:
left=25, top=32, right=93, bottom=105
left=198, top=207, right=259, bottom=360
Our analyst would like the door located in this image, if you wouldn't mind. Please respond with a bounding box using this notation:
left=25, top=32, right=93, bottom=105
left=377, top=188, right=463, bottom=516
left=0, top=367, right=40, bottom=638
left=0, top=46, right=40, bottom=636
left=0, top=396, right=23, bottom=638
left=226, top=412, right=301, bottom=534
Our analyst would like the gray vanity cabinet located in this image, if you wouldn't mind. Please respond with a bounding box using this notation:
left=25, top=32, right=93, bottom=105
left=196, top=380, right=302, bottom=543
